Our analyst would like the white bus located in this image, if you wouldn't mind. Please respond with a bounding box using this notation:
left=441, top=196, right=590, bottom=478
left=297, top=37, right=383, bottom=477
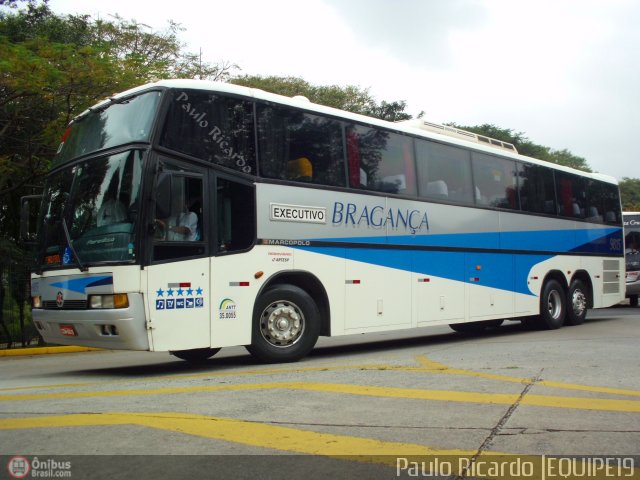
left=623, top=212, right=640, bottom=306
left=25, top=80, right=625, bottom=362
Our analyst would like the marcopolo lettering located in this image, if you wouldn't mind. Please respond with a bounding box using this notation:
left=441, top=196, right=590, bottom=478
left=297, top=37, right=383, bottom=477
left=332, top=201, right=429, bottom=234
left=270, top=203, right=326, bottom=224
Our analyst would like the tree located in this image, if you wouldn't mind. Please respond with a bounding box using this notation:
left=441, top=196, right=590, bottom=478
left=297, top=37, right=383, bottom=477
left=0, top=3, right=235, bottom=240
left=447, top=123, right=591, bottom=172
left=230, top=75, right=412, bottom=121
left=0, top=2, right=236, bottom=346
left=620, top=177, right=640, bottom=211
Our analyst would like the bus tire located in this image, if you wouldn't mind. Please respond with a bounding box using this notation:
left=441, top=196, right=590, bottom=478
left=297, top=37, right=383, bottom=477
left=630, top=295, right=638, bottom=307
left=170, top=347, right=221, bottom=362
left=566, top=279, right=588, bottom=325
left=449, top=319, right=503, bottom=334
left=246, top=284, right=320, bottom=363
left=538, top=279, right=566, bottom=330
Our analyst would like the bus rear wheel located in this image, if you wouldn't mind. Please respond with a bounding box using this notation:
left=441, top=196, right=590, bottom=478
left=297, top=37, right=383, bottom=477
left=170, top=347, right=221, bottom=362
left=246, top=284, right=320, bottom=363
left=565, top=279, right=588, bottom=325
left=538, top=279, right=566, bottom=330
left=630, top=295, right=639, bottom=307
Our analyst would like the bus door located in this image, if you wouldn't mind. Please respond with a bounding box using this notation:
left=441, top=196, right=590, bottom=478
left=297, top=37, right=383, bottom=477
left=209, top=175, right=256, bottom=349
left=144, top=161, right=211, bottom=351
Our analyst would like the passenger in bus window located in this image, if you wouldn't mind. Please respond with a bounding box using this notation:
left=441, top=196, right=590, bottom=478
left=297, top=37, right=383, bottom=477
left=287, top=156, right=313, bottom=182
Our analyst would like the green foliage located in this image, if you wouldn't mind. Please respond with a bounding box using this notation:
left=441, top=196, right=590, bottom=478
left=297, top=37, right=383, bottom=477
left=230, top=75, right=412, bottom=121
left=0, top=2, right=239, bottom=347
left=448, top=123, right=591, bottom=172
left=0, top=2, right=235, bottom=242
left=620, top=177, right=640, bottom=211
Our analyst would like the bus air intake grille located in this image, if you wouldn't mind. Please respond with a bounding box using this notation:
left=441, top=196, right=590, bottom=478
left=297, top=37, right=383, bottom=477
left=43, top=300, right=88, bottom=310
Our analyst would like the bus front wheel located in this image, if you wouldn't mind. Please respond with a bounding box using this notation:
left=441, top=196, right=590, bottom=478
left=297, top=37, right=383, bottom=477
left=538, top=279, right=566, bottom=330
left=246, top=284, right=320, bottom=363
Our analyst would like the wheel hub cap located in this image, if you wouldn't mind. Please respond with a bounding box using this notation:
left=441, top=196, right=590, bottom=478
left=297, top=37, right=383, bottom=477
left=548, top=290, right=562, bottom=319
left=572, top=290, right=586, bottom=316
left=260, top=302, right=305, bottom=347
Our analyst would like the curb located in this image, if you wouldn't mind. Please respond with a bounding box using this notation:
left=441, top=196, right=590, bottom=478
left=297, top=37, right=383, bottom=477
left=0, top=346, right=103, bottom=356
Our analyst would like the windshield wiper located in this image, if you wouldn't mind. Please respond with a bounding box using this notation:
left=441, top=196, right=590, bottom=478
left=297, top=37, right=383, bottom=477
left=61, top=217, right=87, bottom=272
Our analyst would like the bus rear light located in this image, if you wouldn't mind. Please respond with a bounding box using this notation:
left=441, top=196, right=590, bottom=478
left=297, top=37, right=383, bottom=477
left=89, top=294, right=129, bottom=309
left=32, top=296, right=42, bottom=309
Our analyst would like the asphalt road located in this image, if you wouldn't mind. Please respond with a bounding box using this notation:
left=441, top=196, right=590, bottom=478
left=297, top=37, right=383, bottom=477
left=1, top=306, right=639, bottom=480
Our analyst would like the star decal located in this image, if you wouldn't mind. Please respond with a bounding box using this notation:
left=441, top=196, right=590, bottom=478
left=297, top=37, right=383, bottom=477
left=196, top=287, right=203, bottom=296
left=177, top=288, right=184, bottom=296
left=186, top=287, right=194, bottom=296
left=156, top=288, right=164, bottom=297
left=167, top=288, right=174, bottom=296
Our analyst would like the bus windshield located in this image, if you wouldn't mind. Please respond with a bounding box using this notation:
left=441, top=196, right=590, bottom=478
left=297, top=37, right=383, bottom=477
left=54, top=90, right=161, bottom=165
left=37, top=150, right=144, bottom=268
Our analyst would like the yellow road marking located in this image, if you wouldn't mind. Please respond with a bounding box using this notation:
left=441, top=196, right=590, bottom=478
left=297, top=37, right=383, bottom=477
left=2, top=381, right=639, bottom=412
left=0, top=412, right=636, bottom=480
left=414, top=355, right=640, bottom=397
left=3, top=355, right=639, bottom=402
left=0, top=346, right=101, bottom=356
left=0, top=412, right=469, bottom=456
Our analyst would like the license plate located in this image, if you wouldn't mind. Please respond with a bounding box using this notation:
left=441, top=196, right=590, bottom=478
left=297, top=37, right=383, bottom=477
left=59, top=325, right=76, bottom=337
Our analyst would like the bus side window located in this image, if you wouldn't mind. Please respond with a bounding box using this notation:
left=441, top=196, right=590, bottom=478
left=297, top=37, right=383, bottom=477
left=346, top=125, right=416, bottom=195
left=416, top=139, right=473, bottom=204
left=151, top=164, right=206, bottom=262
left=216, top=177, right=255, bottom=254
left=256, top=105, right=346, bottom=187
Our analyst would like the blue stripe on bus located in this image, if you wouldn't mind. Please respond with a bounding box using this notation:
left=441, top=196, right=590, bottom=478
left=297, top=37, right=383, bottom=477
left=50, top=275, right=113, bottom=294
left=292, top=228, right=621, bottom=296
left=309, top=228, right=621, bottom=253
left=296, top=245, right=549, bottom=295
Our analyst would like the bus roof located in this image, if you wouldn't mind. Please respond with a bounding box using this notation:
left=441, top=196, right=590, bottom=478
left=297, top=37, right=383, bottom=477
left=82, top=79, right=618, bottom=186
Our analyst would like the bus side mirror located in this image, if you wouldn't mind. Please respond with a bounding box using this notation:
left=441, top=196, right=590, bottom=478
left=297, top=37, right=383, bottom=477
left=20, top=194, right=42, bottom=245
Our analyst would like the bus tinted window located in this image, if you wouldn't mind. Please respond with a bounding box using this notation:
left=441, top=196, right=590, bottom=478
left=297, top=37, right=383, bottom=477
left=601, top=182, right=622, bottom=225
left=556, top=172, right=587, bottom=219
left=585, top=179, right=606, bottom=223
left=472, top=153, right=518, bottom=210
left=346, top=126, right=416, bottom=195
left=257, top=105, right=346, bottom=187
left=415, top=139, right=474, bottom=204
left=55, top=91, right=161, bottom=165
left=160, top=90, right=256, bottom=174
left=517, top=163, right=557, bottom=215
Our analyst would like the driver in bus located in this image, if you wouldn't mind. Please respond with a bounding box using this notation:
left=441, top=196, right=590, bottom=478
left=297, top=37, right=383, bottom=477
left=156, top=196, right=199, bottom=241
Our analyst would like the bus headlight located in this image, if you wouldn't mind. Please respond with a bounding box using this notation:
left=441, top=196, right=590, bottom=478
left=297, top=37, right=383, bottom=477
left=32, top=296, right=42, bottom=309
left=89, top=294, right=129, bottom=309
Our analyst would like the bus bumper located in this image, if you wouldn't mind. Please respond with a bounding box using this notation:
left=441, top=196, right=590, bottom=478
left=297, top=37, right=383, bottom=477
left=32, top=293, right=149, bottom=351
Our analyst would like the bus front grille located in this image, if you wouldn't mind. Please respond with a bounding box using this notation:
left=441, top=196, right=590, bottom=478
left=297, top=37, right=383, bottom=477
left=43, top=300, right=88, bottom=310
